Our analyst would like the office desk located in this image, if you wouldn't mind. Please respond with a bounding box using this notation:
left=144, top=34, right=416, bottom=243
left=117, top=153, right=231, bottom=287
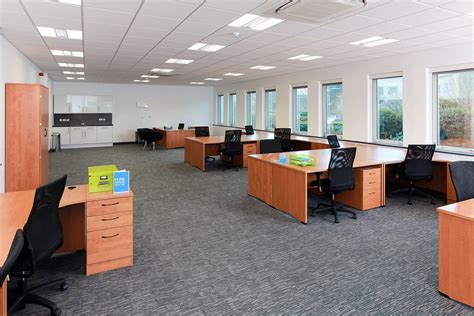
left=0, top=185, right=134, bottom=316
left=438, top=199, right=474, bottom=307
left=154, top=128, right=195, bottom=148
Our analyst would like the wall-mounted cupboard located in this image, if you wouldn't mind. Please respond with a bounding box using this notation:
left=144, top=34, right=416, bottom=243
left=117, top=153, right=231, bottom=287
left=54, top=95, right=113, bottom=113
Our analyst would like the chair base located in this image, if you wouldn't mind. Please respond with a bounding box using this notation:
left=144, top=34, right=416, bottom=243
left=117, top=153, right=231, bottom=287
left=389, top=184, right=436, bottom=205
left=205, top=156, right=216, bottom=162
left=143, top=141, right=157, bottom=151
left=309, top=201, right=357, bottom=224
left=220, top=154, right=240, bottom=171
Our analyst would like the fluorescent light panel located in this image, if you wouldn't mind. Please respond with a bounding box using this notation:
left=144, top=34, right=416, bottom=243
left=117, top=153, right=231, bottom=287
left=37, top=27, right=82, bottom=39
left=51, top=50, right=83, bottom=57
left=141, top=75, right=159, bottom=78
left=134, top=80, right=149, bottom=83
left=188, top=43, right=226, bottom=52
left=58, top=0, right=81, bottom=5
left=165, top=58, right=193, bottom=64
left=228, top=14, right=284, bottom=31
left=223, top=73, right=244, bottom=76
left=63, top=71, right=84, bottom=75
left=250, top=65, right=276, bottom=70
left=288, top=54, right=322, bottom=61
left=151, top=68, right=173, bottom=73
left=58, top=63, right=84, bottom=68
left=190, top=82, right=205, bottom=85
left=350, top=36, right=398, bottom=47
left=204, top=78, right=222, bottom=81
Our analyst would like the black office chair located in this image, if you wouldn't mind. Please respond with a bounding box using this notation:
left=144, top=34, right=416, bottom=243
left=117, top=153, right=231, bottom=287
left=327, top=134, right=341, bottom=148
left=449, top=161, right=474, bottom=201
left=142, top=130, right=163, bottom=151
left=310, top=148, right=358, bottom=223
left=245, top=125, right=254, bottom=135
left=274, top=128, right=292, bottom=152
left=178, top=123, right=185, bottom=130
left=220, top=130, right=243, bottom=171
left=0, top=230, right=24, bottom=314
left=194, top=126, right=215, bottom=162
left=9, top=175, right=68, bottom=316
left=259, top=139, right=282, bottom=154
left=136, top=128, right=150, bottom=145
left=389, top=144, right=437, bottom=205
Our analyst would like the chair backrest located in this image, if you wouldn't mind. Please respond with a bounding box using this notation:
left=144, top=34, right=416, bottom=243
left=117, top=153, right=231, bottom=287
left=143, top=130, right=162, bottom=142
left=274, top=128, right=292, bottom=151
left=225, top=129, right=242, bottom=143
left=404, top=144, right=436, bottom=178
left=328, top=147, right=357, bottom=193
left=449, top=161, right=474, bottom=201
left=245, top=125, right=254, bottom=135
left=0, top=229, right=24, bottom=283
left=178, top=123, right=185, bottom=130
left=23, top=175, right=67, bottom=265
left=327, top=135, right=340, bottom=148
left=260, top=139, right=282, bottom=154
left=194, top=126, right=210, bottom=137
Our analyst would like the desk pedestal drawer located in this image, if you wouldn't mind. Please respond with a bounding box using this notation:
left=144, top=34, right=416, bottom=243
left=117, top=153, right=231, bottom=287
left=87, top=225, right=133, bottom=268
left=87, top=196, right=132, bottom=216
left=87, top=212, right=132, bottom=232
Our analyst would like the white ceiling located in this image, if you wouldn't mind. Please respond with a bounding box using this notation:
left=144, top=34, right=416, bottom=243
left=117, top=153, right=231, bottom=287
left=1, top=0, right=473, bottom=86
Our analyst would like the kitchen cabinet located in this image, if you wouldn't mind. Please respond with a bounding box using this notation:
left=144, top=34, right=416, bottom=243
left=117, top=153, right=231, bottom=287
left=70, top=126, right=98, bottom=144
left=71, top=95, right=86, bottom=113
left=54, top=95, right=71, bottom=113
left=98, top=96, right=113, bottom=113
left=84, top=96, right=99, bottom=113
left=54, top=95, right=113, bottom=113
left=97, top=126, right=113, bottom=143
left=52, top=127, right=71, bottom=145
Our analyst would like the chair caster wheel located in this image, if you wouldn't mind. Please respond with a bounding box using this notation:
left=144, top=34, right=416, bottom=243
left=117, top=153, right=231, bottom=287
left=430, top=200, right=436, bottom=205
left=51, top=307, right=61, bottom=316
left=60, top=281, right=68, bottom=291
left=352, top=215, right=357, bottom=219
left=408, top=201, right=412, bottom=205
left=334, top=219, right=339, bottom=223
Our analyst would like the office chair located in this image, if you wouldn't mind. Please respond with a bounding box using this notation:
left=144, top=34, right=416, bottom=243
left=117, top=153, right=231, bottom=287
left=0, top=230, right=24, bottom=314
left=449, top=161, right=474, bottom=201
left=194, top=126, right=215, bottom=162
left=259, top=139, right=282, bottom=154
left=310, top=147, right=358, bottom=223
left=9, top=175, right=68, bottom=316
left=245, top=125, right=254, bottom=135
left=389, top=144, right=437, bottom=205
left=178, top=123, right=185, bottom=130
left=220, top=130, right=243, bottom=171
left=142, top=130, right=163, bottom=151
left=327, top=134, right=341, bottom=148
left=274, top=128, right=292, bottom=152
left=136, top=128, right=150, bottom=145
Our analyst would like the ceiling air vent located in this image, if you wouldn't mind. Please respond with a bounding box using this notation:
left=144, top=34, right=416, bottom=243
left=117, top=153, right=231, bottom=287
left=260, top=0, right=366, bottom=25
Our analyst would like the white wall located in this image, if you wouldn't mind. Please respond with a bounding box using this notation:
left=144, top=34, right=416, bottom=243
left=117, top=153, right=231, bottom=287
left=0, top=35, right=52, bottom=192
left=215, top=43, right=474, bottom=146
left=53, top=82, right=214, bottom=142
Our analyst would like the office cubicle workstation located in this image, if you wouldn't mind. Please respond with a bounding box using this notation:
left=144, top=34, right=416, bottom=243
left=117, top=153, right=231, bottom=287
left=1, top=0, right=473, bottom=314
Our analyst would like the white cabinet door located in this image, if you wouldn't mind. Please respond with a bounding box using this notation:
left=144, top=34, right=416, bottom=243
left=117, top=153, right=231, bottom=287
left=83, top=126, right=98, bottom=144
left=84, top=96, right=99, bottom=113
left=70, top=127, right=84, bottom=144
left=52, top=127, right=71, bottom=145
left=98, top=96, right=113, bottom=113
left=97, top=126, right=113, bottom=143
left=54, top=96, right=71, bottom=113
left=70, top=96, right=85, bottom=113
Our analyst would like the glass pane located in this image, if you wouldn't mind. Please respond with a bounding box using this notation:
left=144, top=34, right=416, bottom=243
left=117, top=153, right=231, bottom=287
left=324, top=83, right=343, bottom=135
left=246, top=92, right=256, bottom=126
left=437, top=70, right=474, bottom=149
left=293, top=87, right=308, bottom=133
left=229, top=94, right=236, bottom=126
left=265, top=90, right=276, bottom=130
left=217, top=95, right=224, bottom=124
left=376, top=77, right=403, bottom=141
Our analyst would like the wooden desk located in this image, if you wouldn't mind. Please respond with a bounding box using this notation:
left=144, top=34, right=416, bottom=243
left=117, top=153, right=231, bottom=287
left=0, top=185, right=134, bottom=316
left=154, top=128, right=195, bottom=148
left=438, top=199, right=474, bottom=307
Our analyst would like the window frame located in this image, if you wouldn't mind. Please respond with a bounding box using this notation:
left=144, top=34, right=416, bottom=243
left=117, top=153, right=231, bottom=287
left=216, top=94, right=224, bottom=125
left=292, top=85, right=309, bottom=134
left=246, top=90, right=256, bottom=127
left=322, top=81, right=343, bottom=137
left=264, top=88, right=277, bottom=131
left=228, top=93, right=237, bottom=127
left=371, top=75, right=403, bottom=145
left=432, top=68, right=474, bottom=154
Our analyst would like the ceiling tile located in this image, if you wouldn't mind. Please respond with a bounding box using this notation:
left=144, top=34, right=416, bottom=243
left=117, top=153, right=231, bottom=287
left=391, top=7, right=461, bottom=26
left=360, top=1, right=433, bottom=20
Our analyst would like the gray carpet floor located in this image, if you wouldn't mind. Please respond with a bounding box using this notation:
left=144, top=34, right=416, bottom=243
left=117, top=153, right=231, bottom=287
left=14, top=144, right=473, bottom=314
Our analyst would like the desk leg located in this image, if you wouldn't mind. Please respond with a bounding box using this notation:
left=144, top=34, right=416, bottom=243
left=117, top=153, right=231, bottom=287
left=1, top=280, right=6, bottom=316
left=184, top=139, right=206, bottom=171
left=57, top=203, right=86, bottom=253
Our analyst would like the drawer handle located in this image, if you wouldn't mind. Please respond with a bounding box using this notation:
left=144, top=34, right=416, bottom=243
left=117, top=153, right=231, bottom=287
left=368, top=192, right=376, bottom=195
left=102, top=233, right=119, bottom=239
left=101, top=216, right=119, bottom=221
left=369, top=181, right=376, bottom=184
left=101, top=202, right=119, bottom=207
left=368, top=172, right=376, bottom=175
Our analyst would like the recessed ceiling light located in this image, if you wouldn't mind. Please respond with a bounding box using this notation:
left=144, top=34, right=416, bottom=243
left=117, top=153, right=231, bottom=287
left=190, top=82, right=205, bottom=85
left=63, top=71, right=84, bottom=75
left=223, top=73, right=244, bottom=76
left=350, top=36, right=398, bottom=47
left=134, top=79, right=149, bottom=83
left=66, top=77, right=74, bottom=80
left=151, top=68, right=173, bottom=73
left=188, top=43, right=226, bottom=52
left=58, top=63, right=84, bottom=68
left=51, top=0, right=81, bottom=5
left=37, top=27, right=82, bottom=39
left=288, top=54, right=323, bottom=61
left=165, top=58, right=193, bottom=64
left=141, top=75, right=160, bottom=78
left=229, top=13, right=284, bottom=31
left=250, top=65, right=276, bottom=70
left=142, top=80, right=150, bottom=83
left=204, top=78, right=222, bottom=81
left=51, top=50, right=83, bottom=57
left=77, top=77, right=84, bottom=80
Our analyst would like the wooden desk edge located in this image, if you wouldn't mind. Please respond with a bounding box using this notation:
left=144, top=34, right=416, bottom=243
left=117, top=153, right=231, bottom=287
left=437, top=199, right=474, bottom=222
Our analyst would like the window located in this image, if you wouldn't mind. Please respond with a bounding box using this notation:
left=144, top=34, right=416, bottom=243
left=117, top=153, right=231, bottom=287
left=373, top=76, right=403, bottom=143
left=322, top=83, right=343, bottom=136
left=265, top=89, right=276, bottom=130
left=228, top=93, right=237, bottom=127
left=434, top=69, right=473, bottom=152
left=246, top=91, right=256, bottom=126
left=292, top=86, right=308, bottom=133
left=216, top=94, right=224, bottom=125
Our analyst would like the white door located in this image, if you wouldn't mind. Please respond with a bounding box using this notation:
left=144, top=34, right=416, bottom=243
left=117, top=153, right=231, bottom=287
left=84, top=96, right=99, bottom=113
left=70, top=95, right=85, bottom=113
left=98, top=96, right=113, bottom=113
left=52, top=127, right=71, bottom=145
left=83, top=126, right=98, bottom=144
left=70, top=127, right=84, bottom=144
left=97, top=126, right=113, bottom=143
left=54, top=96, right=71, bottom=113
